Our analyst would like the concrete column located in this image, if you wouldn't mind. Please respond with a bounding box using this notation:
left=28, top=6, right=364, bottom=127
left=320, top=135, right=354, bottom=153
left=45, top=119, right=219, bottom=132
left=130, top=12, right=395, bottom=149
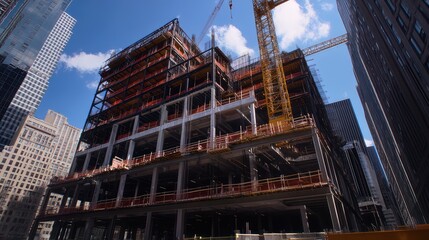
left=156, top=105, right=168, bottom=157
left=59, top=189, right=70, bottom=210
left=38, top=188, right=51, bottom=216
left=116, top=174, right=127, bottom=207
left=175, top=209, right=185, bottom=240
left=149, top=167, right=159, bottom=203
left=249, top=149, right=258, bottom=191
left=118, top=226, right=126, bottom=240
left=67, top=223, right=78, bottom=240
left=83, top=218, right=94, bottom=240
left=327, top=195, right=341, bottom=231
left=70, top=184, right=81, bottom=208
left=91, top=180, right=102, bottom=209
left=312, top=128, right=329, bottom=182
left=50, top=221, right=62, bottom=240
left=132, top=115, right=139, bottom=134
left=69, top=156, right=78, bottom=175
left=300, top=205, right=310, bottom=233
left=59, top=223, right=68, bottom=240
left=180, top=97, right=189, bottom=152
left=126, top=140, right=135, bottom=160
left=103, top=124, right=119, bottom=166
left=209, top=87, right=216, bottom=149
left=27, top=219, right=39, bottom=240
left=134, top=180, right=140, bottom=197
left=250, top=91, right=257, bottom=135
left=144, top=212, right=153, bottom=240
left=176, top=162, right=186, bottom=200
left=82, top=153, right=91, bottom=171
left=105, top=216, right=117, bottom=240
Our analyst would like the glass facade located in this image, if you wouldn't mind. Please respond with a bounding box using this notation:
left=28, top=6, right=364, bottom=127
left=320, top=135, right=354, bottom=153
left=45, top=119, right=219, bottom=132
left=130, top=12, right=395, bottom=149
left=337, top=0, right=429, bottom=225
left=0, top=1, right=75, bottom=147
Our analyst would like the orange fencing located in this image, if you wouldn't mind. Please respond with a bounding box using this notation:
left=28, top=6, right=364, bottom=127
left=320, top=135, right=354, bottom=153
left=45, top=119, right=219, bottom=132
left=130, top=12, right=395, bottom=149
left=48, top=171, right=325, bottom=215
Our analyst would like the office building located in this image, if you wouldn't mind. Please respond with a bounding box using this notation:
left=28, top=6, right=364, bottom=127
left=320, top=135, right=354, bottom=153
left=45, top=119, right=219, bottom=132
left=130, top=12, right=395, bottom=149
left=337, top=0, right=429, bottom=225
left=0, top=110, right=80, bottom=239
left=0, top=0, right=75, bottom=148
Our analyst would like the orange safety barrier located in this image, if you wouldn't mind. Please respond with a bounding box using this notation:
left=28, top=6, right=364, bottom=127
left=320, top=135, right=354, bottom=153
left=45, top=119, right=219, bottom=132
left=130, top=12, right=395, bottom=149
left=327, top=225, right=429, bottom=240
left=52, top=117, right=313, bottom=184
left=50, top=171, right=325, bottom=215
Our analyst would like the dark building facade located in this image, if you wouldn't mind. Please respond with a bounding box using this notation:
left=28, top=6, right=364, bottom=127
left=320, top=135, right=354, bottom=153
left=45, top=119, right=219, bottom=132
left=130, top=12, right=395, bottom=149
left=0, top=55, right=26, bottom=120
left=30, top=19, right=364, bottom=239
left=0, top=0, right=74, bottom=148
left=337, top=0, right=429, bottom=225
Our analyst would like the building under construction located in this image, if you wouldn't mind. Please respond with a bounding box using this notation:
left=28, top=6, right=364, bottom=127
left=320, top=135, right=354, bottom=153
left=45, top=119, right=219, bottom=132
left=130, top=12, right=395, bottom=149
left=30, top=19, right=364, bottom=239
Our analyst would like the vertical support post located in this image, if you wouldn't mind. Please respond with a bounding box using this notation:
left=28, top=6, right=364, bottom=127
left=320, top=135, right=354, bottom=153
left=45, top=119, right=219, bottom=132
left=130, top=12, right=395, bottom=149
left=250, top=91, right=257, bottom=135
left=103, top=124, right=119, bottom=166
left=176, top=162, right=186, bottom=200
left=249, top=149, right=258, bottom=191
left=28, top=219, right=40, bottom=240
left=91, top=180, right=102, bottom=209
left=83, top=218, right=94, bottom=240
left=300, top=205, right=310, bottom=233
left=312, top=128, right=328, bottom=182
left=67, top=222, right=78, bottom=240
left=69, top=156, right=78, bottom=175
left=156, top=105, right=168, bottom=157
left=70, top=184, right=80, bottom=208
left=132, top=115, right=139, bottom=134
left=144, top=212, right=153, bottom=240
left=38, top=188, right=51, bottom=216
left=209, top=87, right=216, bottom=149
left=59, top=189, right=70, bottom=211
left=82, top=153, right=91, bottom=172
left=50, top=221, right=63, bottom=240
left=59, top=223, right=68, bottom=240
left=116, top=174, right=127, bottom=207
left=149, top=167, right=159, bottom=203
left=180, top=96, right=189, bottom=152
left=134, top=180, right=140, bottom=197
left=327, top=195, right=341, bottom=231
left=118, top=226, right=126, bottom=240
left=106, top=216, right=117, bottom=240
left=126, top=140, right=135, bottom=160
left=176, top=209, right=185, bottom=240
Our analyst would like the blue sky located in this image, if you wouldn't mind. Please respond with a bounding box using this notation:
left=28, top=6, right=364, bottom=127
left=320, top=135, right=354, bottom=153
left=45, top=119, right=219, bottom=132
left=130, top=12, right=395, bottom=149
left=36, top=0, right=374, bottom=145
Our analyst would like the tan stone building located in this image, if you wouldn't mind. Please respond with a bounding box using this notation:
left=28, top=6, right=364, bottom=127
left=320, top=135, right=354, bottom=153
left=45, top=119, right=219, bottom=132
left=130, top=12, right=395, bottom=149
left=0, top=110, right=80, bottom=239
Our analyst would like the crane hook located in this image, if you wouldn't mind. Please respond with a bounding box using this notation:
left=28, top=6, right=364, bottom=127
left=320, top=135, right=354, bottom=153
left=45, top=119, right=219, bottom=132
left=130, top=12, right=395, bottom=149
left=229, top=0, right=233, bottom=19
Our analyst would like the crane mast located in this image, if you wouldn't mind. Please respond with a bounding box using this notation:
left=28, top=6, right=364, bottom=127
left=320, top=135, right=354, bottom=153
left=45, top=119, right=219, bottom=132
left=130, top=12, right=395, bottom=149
left=253, top=0, right=292, bottom=124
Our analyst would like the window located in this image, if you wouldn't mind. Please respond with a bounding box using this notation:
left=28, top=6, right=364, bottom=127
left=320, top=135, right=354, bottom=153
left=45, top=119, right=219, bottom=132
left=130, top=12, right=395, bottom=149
left=414, top=19, right=426, bottom=42
left=410, top=36, right=423, bottom=55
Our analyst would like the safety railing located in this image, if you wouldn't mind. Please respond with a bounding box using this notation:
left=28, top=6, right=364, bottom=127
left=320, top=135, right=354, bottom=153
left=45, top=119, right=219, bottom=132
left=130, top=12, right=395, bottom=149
left=49, top=171, right=325, bottom=216
left=51, top=116, right=313, bottom=184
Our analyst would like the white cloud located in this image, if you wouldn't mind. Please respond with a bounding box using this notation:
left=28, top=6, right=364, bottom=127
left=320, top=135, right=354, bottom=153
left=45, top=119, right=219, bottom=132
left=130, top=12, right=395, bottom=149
left=213, top=25, right=255, bottom=57
left=321, top=2, right=334, bottom=11
left=60, top=50, right=114, bottom=73
left=365, top=139, right=374, bottom=147
left=86, top=80, right=99, bottom=90
left=273, top=0, right=331, bottom=50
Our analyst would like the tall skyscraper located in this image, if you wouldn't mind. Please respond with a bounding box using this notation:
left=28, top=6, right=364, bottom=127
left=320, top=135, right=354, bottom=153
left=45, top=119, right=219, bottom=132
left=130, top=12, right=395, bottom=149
left=337, top=0, right=429, bottom=225
left=0, top=110, right=80, bottom=239
left=0, top=0, right=75, bottom=148
left=326, top=99, right=397, bottom=228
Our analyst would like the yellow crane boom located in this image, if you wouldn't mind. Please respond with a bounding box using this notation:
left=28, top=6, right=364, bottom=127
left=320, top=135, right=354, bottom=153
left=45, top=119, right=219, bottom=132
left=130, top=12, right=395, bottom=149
left=253, top=0, right=292, bottom=124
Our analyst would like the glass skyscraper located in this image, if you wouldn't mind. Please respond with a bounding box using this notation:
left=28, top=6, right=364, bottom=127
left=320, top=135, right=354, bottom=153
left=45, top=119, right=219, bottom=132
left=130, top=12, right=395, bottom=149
left=337, top=0, right=429, bottom=225
left=0, top=0, right=75, bottom=147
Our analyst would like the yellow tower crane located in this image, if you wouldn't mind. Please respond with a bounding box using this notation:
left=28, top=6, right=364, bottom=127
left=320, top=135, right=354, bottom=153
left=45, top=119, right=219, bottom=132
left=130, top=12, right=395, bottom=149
left=252, top=0, right=293, bottom=124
